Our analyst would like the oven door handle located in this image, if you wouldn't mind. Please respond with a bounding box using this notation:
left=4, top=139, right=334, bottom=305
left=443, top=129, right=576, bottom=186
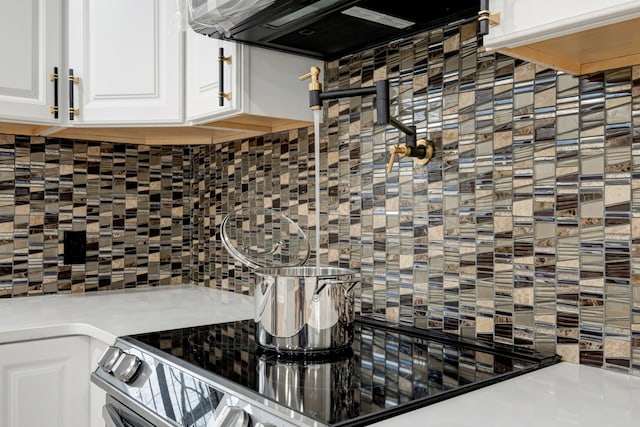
left=211, top=404, right=250, bottom=427
left=103, top=404, right=127, bottom=427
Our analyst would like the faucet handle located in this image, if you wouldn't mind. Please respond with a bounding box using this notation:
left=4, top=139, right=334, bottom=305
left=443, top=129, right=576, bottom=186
left=386, top=149, right=396, bottom=174
left=299, top=66, right=322, bottom=90
left=386, top=144, right=411, bottom=174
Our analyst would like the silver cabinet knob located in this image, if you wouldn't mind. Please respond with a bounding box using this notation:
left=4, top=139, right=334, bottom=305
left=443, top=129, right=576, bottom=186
left=97, top=346, right=123, bottom=373
left=112, top=353, right=142, bottom=384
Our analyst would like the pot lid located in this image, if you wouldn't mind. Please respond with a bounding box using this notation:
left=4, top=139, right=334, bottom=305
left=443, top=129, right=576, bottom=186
left=221, top=207, right=310, bottom=270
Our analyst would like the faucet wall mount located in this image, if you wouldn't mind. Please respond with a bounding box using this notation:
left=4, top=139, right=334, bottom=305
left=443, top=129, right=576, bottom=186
left=386, top=139, right=435, bottom=174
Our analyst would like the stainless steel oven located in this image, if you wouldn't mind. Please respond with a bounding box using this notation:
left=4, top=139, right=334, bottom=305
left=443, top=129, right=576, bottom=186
left=92, top=318, right=560, bottom=427
left=102, top=394, right=158, bottom=427
left=92, top=336, right=303, bottom=427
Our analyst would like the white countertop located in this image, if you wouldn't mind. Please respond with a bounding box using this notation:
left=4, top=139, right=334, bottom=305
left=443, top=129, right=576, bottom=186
left=2, top=284, right=639, bottom=427
left=0, top=284, right=254, bottom=345
left=371, top=361, right=640, bottom=427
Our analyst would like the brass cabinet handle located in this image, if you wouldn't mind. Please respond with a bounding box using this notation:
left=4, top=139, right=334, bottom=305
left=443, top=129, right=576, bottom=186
left=49, top=66, right=59, bottom=118
left=218, top=47, right=232, bottom=107
left=478, top=0, right=490, bottom=35
left=478, top=0, right=500, bottom=36
left=68, top=68, right=80, bottom=120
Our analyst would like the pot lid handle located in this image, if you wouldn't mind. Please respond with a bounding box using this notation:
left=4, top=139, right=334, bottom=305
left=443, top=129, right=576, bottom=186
left=221, top=207, right=310, bottom=269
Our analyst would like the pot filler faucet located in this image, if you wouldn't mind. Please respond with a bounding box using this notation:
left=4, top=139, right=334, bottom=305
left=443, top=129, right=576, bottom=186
left=299, top=66, right=434, bottom=173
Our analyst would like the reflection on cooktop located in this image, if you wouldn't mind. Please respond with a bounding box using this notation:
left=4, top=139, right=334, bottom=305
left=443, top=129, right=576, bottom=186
left=128, top=319, right=557, bottom=426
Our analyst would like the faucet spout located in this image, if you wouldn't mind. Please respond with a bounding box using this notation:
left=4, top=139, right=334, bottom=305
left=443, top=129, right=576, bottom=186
left=389, top=118, right=416, bottom=146
left=299, top=66, right=418, bottom=144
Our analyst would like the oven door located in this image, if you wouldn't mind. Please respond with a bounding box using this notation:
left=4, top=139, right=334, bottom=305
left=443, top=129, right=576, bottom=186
left=102, top=394, right=173, bottom=427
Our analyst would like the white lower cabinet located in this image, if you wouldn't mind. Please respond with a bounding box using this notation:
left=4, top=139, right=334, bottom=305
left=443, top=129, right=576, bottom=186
left=0, top=336, right=90, bottom=427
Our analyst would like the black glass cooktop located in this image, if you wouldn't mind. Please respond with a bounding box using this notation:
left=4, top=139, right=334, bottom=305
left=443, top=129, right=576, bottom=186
left=125, top=318, right=559, bottom=427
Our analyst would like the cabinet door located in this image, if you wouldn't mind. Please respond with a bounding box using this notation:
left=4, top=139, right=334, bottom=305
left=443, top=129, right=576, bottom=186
left=185, top=29, right=240, bottom=123
left=482, top=0, right=640, bottom=74
left=0, top=0, right=62, bottom=124
left=185, top=30, right=316, bottom=127
left=67, top=0, right=183, bottom=125
left=484, top=0, right=640, bottom=46
left=0, top=336, right=90, bottom=427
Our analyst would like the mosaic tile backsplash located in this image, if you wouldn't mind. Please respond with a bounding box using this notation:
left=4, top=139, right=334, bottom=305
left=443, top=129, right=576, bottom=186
left=0, top=138, right=193, bottom=295
left=2, top=18, right=640, bottom=375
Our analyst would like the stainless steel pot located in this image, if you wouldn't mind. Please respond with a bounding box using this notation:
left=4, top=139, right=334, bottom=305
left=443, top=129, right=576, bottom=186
left=221, top=207, right=360, bottom=354
left=254, top=266, right=359, bottom=353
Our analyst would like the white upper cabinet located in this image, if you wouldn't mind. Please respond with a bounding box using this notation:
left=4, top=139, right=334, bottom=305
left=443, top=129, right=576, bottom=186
left=185, top=29, right=316, bottom=132
left=66, top=0, right=183, bottom=125
left=0, top=0, right=182, bottom=127
left=0, top=0, right=62, bottom=125
left=186, top=33, right=239, bottom=122
left=482, top=0, right=640, bottom=75
left=0, top=0, right=317, bottom=143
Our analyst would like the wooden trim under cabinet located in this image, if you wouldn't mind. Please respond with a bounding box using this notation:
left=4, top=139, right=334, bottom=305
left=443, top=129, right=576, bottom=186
left=489, top=17, right=640, bottom=75
left=0, top=122, right=58, bottom=137
left=0, top=115, right=312, bottom=145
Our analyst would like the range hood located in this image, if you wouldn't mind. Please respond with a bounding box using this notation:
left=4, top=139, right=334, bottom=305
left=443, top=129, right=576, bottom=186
left=186, top=0, right=479, bottom=60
